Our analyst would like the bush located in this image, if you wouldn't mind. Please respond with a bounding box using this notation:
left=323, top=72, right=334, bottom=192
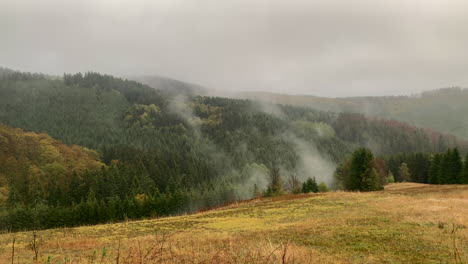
left=318, top=182, right=330, bottom=192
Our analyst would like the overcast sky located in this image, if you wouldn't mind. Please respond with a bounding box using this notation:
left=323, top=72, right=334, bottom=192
left=2, top=0, right=468, bottom=97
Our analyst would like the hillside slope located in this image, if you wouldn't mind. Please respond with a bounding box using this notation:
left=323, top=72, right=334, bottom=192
left=0, top=124, right=103, bottom=205
left=132, top=75, right=208, bottom=97
left=1, top=68, right=468, bottom=231
left=238, top=87, right=468, bottom=140
left=0, top=183, right=466, bottom=263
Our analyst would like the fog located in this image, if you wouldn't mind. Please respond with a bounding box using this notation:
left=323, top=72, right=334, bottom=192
left=2, top=0, right=468, bottom=97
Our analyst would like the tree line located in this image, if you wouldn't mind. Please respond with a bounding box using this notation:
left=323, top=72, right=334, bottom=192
left=386, top=148, right=468, bottom=185
left=335, top=147, right=468, bottom=192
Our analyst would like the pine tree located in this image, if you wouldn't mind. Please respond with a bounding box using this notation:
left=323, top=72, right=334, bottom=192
left=347, top=148, right=380, bottom=191
left=69, top=172, right=83, bottom=204
left=333, top=159, right=351, bottom=190
left=366, top=168, right=381, bottom=190
left=7, top=185, right=22, bottom=206
left=439, top=149, right=451, bottom=184
left=86, top=189, right=99, bottom=224
left=463, top=154, right=468, bottom=184
left=429, top=154, right=441, bottom=184
left=398, top=163, right=411, bottom=182
left=302, top=177, right=319, bottom=193
left=450, top=148, right=463, bottom=184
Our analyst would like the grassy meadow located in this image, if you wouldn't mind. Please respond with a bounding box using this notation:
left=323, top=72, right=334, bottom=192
left=0, top=183, right=467, bottom=263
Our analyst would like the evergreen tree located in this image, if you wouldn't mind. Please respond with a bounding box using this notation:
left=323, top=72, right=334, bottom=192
left=69, top=172, right=83, bottom=204
left=450, top=148, right=463, bottom=183
left=302, top=177, right=319, bottom=193
left=7, top=185, right=22, bottom=207
left=439, top=149, right=451, bottom=184
left=429, top=154, right=442, bottom=184
left=398, top=163, right=411, bottom=182
left=333, top=159, right=351, bottom=190
left=464, top=154, right=468, bottom=184
left=347, top=148, right=380, bottom=191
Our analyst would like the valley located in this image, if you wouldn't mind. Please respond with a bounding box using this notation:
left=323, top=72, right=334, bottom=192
left=3, top=1, right=468, bottom=262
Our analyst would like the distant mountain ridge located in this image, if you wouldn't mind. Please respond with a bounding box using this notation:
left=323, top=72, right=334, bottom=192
left=132, top=75, right=208, bottom=97
left=236, top=87, right=468, bottom=140
left=3, top=66, right=468, bottom=140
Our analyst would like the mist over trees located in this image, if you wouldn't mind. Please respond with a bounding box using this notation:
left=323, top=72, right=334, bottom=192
left=241, top=87, right=468, bottom=140
left=1, top=68, right=468, bottom=231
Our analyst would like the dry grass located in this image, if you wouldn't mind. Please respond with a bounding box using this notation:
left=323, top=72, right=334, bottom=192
left=0, top=183, right=467, bottom=263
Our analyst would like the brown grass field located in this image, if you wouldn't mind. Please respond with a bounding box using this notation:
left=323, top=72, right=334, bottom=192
left=0, top=183, right=467, bottom=263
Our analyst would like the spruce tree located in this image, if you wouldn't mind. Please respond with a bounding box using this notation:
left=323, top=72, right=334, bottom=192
left=69, top=172, right=83, bottom=204
left=7, top=185, right=22, bottom=206
left=450, top=148, right=463, bottom=184
left=439, top=149, right=451, bottom=184
left=398, top=163, right=412, bottom=182
left=347, top=148, right=380, bottom=191
left=429, top=154, right=441, bottom=184
left=302, top=177, right=319, bottom=193
left=463, top=154, right=468, bottom=184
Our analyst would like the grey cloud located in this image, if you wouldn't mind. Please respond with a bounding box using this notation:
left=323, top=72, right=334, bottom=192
left=2, top=0, right=468, bottom=96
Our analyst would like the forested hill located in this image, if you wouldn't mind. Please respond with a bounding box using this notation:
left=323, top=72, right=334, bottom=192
left=1, top=69, right=467, bottom=181
left=1, top=68, right=468, bottom=230
left=237, top=88, right=468, bottom=140
left=132, top=75, right=208, bottom=97
left=1, top=70, right=465, bottom=157
left=0, top=124, right=103, bottom=206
